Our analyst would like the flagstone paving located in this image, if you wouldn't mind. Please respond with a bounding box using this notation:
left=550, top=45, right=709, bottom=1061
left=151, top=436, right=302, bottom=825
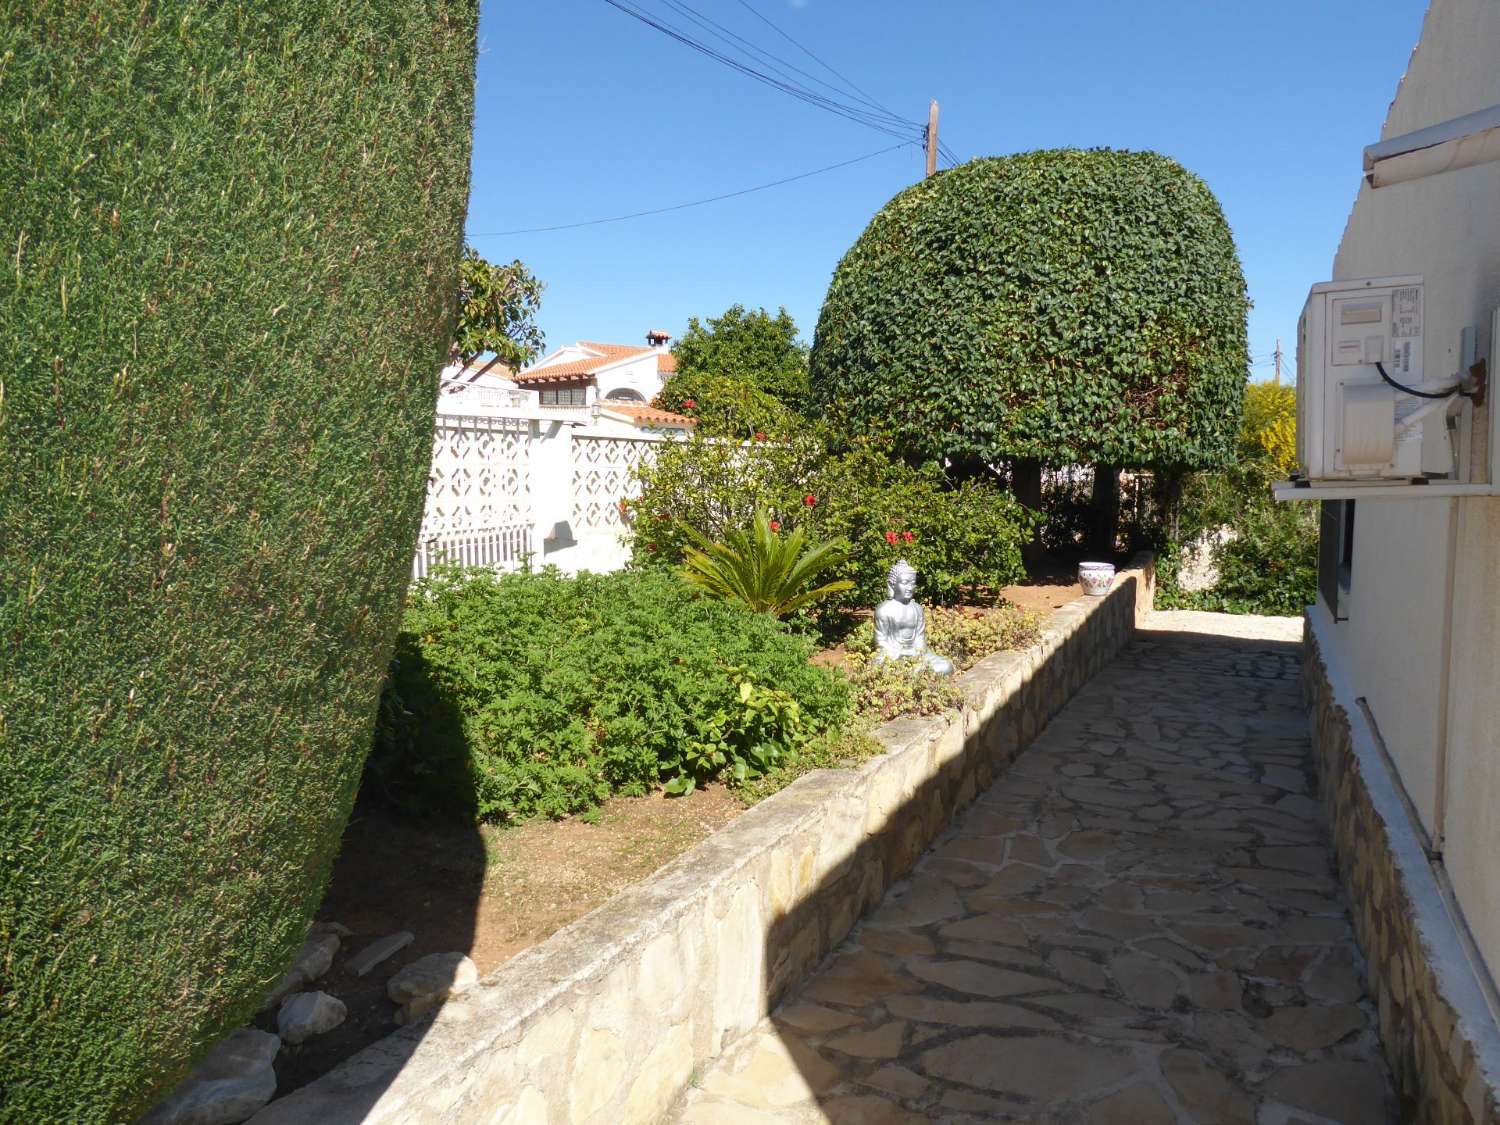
left=672, top=615, right=1395, bottom=1124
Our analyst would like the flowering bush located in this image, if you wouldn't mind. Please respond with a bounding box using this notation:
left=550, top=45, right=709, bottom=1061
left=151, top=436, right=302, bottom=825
left=631, top=433, right=1034, bottom=616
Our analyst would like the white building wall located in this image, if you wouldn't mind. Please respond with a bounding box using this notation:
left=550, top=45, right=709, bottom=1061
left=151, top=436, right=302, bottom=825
left=1327, top=0, right=1500, bottom=976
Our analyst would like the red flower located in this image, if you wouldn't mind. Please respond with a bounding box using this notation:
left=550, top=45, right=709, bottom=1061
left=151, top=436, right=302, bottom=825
left=753, top=431, right=766, bottom=441
left=803, top=494, right=817, bottom=507
left=769, top=520, right=781, bottom=532
left=902, top=530, right=914, bottom=543
left=656, top=513, right=670, bottom=522
left=647, top=543, right=657, bottom=552
left=681, top=398, right=697, bottom=410
left=885, top=531, right=899, bottom=545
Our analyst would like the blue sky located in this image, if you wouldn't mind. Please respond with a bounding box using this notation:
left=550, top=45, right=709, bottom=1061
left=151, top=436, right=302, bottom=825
left=469, top=1, right=1429, bottom=382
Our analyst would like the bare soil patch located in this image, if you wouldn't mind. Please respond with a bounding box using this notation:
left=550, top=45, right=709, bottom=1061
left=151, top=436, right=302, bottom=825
left=267, top=785, right=741, bottom=1095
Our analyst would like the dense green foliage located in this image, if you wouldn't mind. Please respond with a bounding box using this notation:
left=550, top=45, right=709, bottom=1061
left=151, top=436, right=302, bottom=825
left=653, top=369, right=804, bottom=438
left=681, top=510, right=854, bottom=618
left=0, top=3, right=477, bottom=1120
left=810, top=149, right=1250, bottom=471
left=846, top=605, right=1041, bottom=672
left=1155, top=460, right=1317, bottom=615
left=1155, top=381, right=1317, bottom=615
left=631, top=433, right=1032, bottom=613
left=453, top=248, right=545, bottom=369
left=372, top=569, right=851, bottom=820
left=671, top=304, right=809, bottom=408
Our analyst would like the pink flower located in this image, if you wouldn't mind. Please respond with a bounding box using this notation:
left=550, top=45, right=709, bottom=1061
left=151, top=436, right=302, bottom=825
left=681, top=398, right=697, bottom=410
left=769, top=520, right=781, bottom=532
left=902, top=530, right=914, bottom=543
left=885, top=531, right=899, bottom=546
left=803, top=494, right=817, bottom=507
left=753, top=431, right=766, bottom=441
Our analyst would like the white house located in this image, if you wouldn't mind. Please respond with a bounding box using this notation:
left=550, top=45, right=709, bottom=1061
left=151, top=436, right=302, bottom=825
left=516, top=329, right=678, bottom=408
left=1297, top=1, right=1500, bottom=1118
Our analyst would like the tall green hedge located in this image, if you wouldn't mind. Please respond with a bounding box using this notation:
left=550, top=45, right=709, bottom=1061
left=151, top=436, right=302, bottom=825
left=810, top=149, right=1250, bottom=470
left=0, top=3, right=477, bottom=1121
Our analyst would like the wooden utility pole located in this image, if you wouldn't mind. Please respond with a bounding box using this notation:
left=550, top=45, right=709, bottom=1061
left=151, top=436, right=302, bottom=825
left=1273, top=338, right=1283, bottom=385
left=925, top=100, right=939, bottom=178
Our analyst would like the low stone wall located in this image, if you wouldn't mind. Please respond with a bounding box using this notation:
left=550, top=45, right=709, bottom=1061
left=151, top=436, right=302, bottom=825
left=251, top=556, right=1154, bottom=1125
left=1303, top=614, right=1500, bottom=1123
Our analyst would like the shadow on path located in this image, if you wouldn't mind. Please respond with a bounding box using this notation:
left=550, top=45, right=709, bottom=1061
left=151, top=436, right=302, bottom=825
left=679, top=620, right=1399, bottom=1124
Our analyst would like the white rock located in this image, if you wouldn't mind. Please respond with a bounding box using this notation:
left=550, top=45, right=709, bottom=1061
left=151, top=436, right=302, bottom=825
left=309, top=921, right=351, bottom=938
left=1177, top=525, right=1238, bottom=593
left=138, top=1028, right=280, bottom=1125
left=387, top=952, right=478, bottom=1024
left=346, top=930, right=414, bottom=977
left=276, top=991, right=347, bottom=1045
left=263, top=933, right=340, bottom=1008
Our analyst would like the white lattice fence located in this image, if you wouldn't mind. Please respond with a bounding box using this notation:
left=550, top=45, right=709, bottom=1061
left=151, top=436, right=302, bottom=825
left=570, top=434, right=657, bottom=533
left=413, top=413, right=534, bottom=579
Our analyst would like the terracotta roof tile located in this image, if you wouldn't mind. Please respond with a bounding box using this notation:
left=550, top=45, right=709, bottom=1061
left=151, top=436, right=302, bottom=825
left=604, top=404, right=696, bottom=427
left=657, top=352, right=677, bottom=374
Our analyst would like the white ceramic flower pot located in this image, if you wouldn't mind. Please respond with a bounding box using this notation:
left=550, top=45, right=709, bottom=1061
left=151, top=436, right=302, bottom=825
left=1078, top=561, right=1116, bottom=597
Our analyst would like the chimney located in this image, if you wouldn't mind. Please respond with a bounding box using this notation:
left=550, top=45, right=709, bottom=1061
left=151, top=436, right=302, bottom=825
left=646, top=329, right=671, bottom=352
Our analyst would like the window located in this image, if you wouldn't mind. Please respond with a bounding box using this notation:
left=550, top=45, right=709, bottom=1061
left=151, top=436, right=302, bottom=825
left=604, top=388, right=645, bottom=403
left=1318, top=499, right=1356, bottom=621
left=540, top=387, right=586, bottom=406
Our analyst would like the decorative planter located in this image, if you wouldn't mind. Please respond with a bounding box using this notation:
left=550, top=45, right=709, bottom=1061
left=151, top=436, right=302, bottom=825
left=1078, top=561, right=1116, bottom=597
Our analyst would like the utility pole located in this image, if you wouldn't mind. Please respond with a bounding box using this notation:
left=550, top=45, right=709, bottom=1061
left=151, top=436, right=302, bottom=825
left=1273, top=338, right=1283, bottom=385
left=925, top=100, right=939, bottom=178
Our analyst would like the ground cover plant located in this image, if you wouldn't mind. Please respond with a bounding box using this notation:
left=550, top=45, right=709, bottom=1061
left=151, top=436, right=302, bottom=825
left=1, top=2, right=477, bottom=1120
left=371, top=568, right=852, bottom=820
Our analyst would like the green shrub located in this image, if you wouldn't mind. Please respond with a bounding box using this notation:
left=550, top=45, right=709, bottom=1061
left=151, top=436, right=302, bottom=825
left=810, top=149, right=1250, bottom=472
left=1155, top=461, right=1317, bottom=615
left=0, top=3, right=477, bottom=1119
left=632, top=435, right=1033, bottom=612
left=845, top=658, right=963, bottom=723
left=371, top=568, right=851, bottom=821
left=846, top=605, right=1042, bottom=672
left=654, top=369, right=806, bottom=438
left=681, top=509, right=854, bottom=618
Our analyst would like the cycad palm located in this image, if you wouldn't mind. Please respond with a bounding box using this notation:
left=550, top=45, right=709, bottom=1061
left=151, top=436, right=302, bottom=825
left=680, top=510, right=854, bottom=618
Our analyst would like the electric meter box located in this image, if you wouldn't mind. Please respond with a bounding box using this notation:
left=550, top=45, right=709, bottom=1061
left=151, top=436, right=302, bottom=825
left=1295, top=275, right=1450, bottom=482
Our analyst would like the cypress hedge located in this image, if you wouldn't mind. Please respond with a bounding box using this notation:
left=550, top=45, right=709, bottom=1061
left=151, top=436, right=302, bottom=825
left=810, top=149, right=1250, bottom=470
left=0, top=2, right=477, bottom=1120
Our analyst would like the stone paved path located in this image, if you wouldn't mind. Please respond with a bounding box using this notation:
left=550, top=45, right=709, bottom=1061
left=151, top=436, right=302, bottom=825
left=673, top=615, right=1395, bottom=1124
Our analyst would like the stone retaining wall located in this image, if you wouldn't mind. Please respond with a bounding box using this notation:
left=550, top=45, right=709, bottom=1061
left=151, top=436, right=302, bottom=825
left=250, top=556, right=1154, bottom=1125
left=1303, top=614, right=1500, bottom=1123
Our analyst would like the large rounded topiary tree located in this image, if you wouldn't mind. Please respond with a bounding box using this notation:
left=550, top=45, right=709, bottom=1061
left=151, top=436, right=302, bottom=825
left=1, top=3, right=477, bottom=1120
left=810, top=149, right=1249, bottom=519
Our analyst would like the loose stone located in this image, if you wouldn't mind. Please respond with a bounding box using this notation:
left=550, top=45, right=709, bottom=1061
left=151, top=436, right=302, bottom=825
left=345, top=930, right=414, bottom=977
left=139, top=1029, right=280, bottom=1125
left=276, top=991, right=347, bottom=1045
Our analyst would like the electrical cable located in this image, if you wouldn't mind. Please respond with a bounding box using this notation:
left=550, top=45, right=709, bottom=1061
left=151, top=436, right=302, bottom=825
left=469, top=141, right=915, bottom=236
left=1376, top=360, right=1471, bottom=400
left=602, top=0, right=918, bottom=141
left=730, top=0, right=904, bottom=126
left=657, top=0, right=913, bottom=131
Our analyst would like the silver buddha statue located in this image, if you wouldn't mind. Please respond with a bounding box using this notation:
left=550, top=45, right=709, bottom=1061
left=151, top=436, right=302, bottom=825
left=872, top=559, right=954, bottom=676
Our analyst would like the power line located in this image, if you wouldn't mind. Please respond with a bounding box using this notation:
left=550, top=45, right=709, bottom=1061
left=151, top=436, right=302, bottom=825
left=601, top=0, right=920, bottom=142
left=470, top=142, right=915, bottom=236
left=658, top=0, right=912, bottom=131
left=730, top=0, right=907, bottom=127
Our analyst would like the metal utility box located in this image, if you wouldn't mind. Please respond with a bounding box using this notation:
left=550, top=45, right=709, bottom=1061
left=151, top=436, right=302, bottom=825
left=1294, top=276, right=1449, bottom=482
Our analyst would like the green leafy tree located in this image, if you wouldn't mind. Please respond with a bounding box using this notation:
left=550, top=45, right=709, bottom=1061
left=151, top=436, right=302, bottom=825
left=653, top=369, right=803, bottom=438
left=1, top=2, right=477, bottom=1120
left=669, top=304, right=810, bottom=409
left=452, top=247, right=545, bottom=372
left=680, top=509, right=854, bottom=617
left=811, top=149, right=1250, bottom=546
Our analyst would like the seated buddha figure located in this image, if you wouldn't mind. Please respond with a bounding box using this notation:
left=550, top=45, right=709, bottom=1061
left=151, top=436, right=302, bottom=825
left=872, top=559, right=954, bottom=676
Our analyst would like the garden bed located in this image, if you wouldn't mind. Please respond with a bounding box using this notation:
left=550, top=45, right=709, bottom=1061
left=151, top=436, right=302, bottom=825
left=273, top=577, right=1078, bottom=1097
